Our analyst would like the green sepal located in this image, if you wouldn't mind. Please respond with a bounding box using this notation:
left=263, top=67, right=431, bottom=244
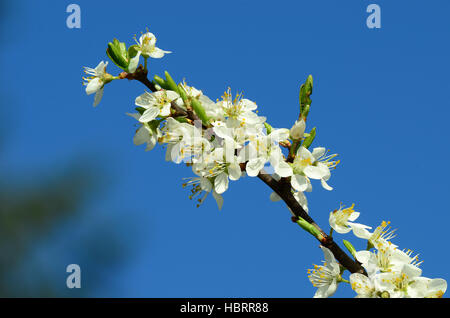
left=149, top=118, right=164, bottom=131
left=343, top=239, right=357, bottom=258
left=135, top=106, right=146, bottom=115
left=106, top=38, right=129, bottom=70
left=299, top=75, right=313, bottom=115
left=302, top=127, right=316, bottom=149
left=174, top=117, right=189, bottom=123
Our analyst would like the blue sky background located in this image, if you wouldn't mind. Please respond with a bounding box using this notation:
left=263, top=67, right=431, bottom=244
left=1, top=0, right=449, bottom=297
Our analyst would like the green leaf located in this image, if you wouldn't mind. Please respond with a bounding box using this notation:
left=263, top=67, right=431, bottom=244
left=106, top=38, right=129, bottom=70
left=299, top=75, right=313, bottom=115
left=302, top=127, right=316, bottom=149
left=301, top=104, right=310, bottom=119
left=118, top=41, right=127, bottom=59
left=264, top=122, right=273, bottom=135
left=135, top=106, right=146, bottom=115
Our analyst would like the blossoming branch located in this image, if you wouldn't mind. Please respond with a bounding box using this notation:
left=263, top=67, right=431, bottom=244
left=82, top=29, right=447, bottom=298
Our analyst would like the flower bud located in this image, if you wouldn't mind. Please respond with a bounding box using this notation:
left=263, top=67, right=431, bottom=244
left=380, top=291, right=390, bottom=298
left=164, top=71, right=180, bottom=94
left=191, top=97, right=210, bottom=126
left=290, top=119, right=306, bottom=140
left=153, top=75, right=170, bottom=90
left=177, top=83, right=188, bottom=102
left=295, top=216, right=325, bottom=241
left=342, top=240, right=356, bottom=258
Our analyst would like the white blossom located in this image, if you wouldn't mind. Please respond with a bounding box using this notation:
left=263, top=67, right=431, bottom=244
left=127, top=113, right=161, bottom=151
left=329, top=203, right=371, bottom=235
left=83, top=61, right=109, bottom=107
left=217, top=88, right=266, bottom=129
left=408, top=277, right=447, bottom=298
left=308, top=246, right=341, bottom=298
left=86, top=29, right=448, bottom=299
left=352, top=220, right=397, bottom=249
left=135, top=90, right=180, bottom=123
left=290, top=146, right=338, bottom=192
left=128, top=31, right=172, bottom=73
left=244, top=129, right=293, bottom=178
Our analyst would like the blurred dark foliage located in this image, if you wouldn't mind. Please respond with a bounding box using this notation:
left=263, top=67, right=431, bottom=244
left=0, top=162, right=132, bottom=297
left=0, top=2, right=130, bottom=297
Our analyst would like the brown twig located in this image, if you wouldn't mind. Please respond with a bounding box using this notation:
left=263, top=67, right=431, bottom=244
left=119, top=66, right=157, bottom=92
left=257, top=170, right=366, bottom=275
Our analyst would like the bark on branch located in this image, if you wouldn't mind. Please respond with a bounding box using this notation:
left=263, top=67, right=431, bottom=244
left=257, top=170, right=365, bottom=275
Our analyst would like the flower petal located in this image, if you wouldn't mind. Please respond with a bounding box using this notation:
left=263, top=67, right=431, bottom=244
left=270, top=192, right=282, bottom=202
left=275, top=160, right=293, bottom=177
left=149, top=47, right=171, bottom=58
left=212, top=190, right=224, bottom=210
left=133, top=125, right=151, bottom=145
left=320, top=178, right=333, bottom=191
left=214, top=172, right=229, bottom=194
left=304, top=165, right=327, bottom=179
left=128, top=51, right=141, bottom=73
left=159, top=103, right=171, bottom=117
left=93, top=88, right=104, bottom=107
left=139, top=32, right=156, bottom=46
left=135, top=92, right=155, bottom=107
left=228, top=163, right=242, bottom=181
left=291, top=175, right=309, bottom=192
left=297, top=146, right=314, bottom=161
left=86, top=77, right=102, bottom=95
left=311, top=147, right=326, bottom=160
left=293, top=191, right=308, bottom=213
left=321, top=246, right=337, bottom=265
left=200, top=178, right=212, bottom=192
left=246, top=158, right=266, bottom=177
left=139, top=106, right=159, bottom=123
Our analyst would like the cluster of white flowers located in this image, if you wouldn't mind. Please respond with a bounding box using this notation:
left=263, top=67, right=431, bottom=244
left=83, top=28, right=447, bottom=299
left=307, top=204, right=447, bottom=298
left=127, top=83, right=334, bottom=212
left=82, top=30, right=338, bottom=212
